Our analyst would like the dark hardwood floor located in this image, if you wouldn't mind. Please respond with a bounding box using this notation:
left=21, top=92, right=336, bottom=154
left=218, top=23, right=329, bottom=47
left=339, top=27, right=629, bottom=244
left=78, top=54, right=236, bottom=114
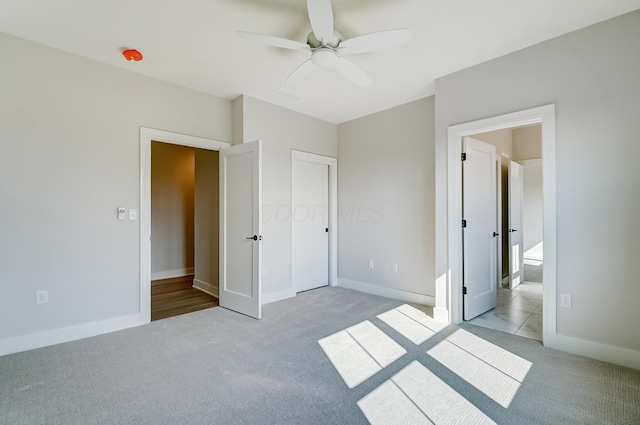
left=151, top=275, right=218, bottom=321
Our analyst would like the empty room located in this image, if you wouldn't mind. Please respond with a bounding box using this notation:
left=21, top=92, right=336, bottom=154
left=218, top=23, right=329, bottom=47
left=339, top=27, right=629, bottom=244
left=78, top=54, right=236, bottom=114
left=1, top=1, right=639, bottom=424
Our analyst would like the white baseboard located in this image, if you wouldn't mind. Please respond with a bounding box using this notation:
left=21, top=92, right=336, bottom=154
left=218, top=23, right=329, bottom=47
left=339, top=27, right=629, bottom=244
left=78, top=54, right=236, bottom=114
left=0, top=313, right=148, bottom=357
left=193, top=279, right=219, bottom=299
left=338, top=278, right=435, bottom=306
left=433, top=307, right=449, bottom=323
left=546, top=332, right=640, bottom=371
left=262, top=289, right=296, bottom=305
left=151, top=267, right=194, bottom=281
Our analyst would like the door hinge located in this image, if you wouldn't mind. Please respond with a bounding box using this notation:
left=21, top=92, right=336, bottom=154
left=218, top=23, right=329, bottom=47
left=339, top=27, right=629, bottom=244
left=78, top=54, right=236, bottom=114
left=461, top=219, right=467, bottom=228
left=462, top=286, right=467, bottom=295
left=461, top=152, right=467, bottom=161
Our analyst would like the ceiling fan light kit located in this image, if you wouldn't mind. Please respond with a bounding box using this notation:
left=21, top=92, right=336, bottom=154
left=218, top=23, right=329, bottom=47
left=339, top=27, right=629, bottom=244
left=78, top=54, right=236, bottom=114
left=311, top=49, right=338, bottom=68
left=236, top=0, right=411, bottom=90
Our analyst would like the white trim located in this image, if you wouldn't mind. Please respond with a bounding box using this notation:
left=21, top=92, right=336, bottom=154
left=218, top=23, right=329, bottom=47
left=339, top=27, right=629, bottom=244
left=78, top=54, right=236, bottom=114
left=545, top=333, right=640, bottom=371
left=338, top=278, right=435, bottom=306
left=262, top=289, right=297, bottom=305
left=433, top=307, right=449, bottom=323
left=517, top=158, right=542, bottom=167
left=193, top=279, right=219, bottom=299
left=151, top=267, right=194, bottom=281
left=0, top=313, right=146, bottom=356
left=291, top=150, right=339, bottom=289
left=140, top=127, right=230, bottom=323
left=446, top=105, right=556, bottom=346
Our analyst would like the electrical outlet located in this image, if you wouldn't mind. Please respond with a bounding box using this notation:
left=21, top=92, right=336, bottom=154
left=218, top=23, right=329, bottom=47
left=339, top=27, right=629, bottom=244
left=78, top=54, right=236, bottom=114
left=128, top=209, right=137, bottom=220
left=392, top=263, right=398, bottom=273
left=36, top=290, right=48, bottom=305
left=560, top=293, right=572, bottom=308
left=368, top=259, right=374, bottom=269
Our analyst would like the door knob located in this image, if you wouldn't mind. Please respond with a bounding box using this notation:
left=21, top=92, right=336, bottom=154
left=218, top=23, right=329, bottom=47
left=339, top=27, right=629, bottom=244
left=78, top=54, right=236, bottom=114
left=508, top=228, right=518, bottom=233
left=246, top=235, right=258, bottom=241
left=493, top=232, right=500, bottom=237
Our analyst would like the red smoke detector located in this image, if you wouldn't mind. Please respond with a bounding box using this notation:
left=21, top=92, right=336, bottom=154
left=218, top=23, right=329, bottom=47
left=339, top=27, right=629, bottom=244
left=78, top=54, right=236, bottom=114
left=122, top=49, right=143, bottom=61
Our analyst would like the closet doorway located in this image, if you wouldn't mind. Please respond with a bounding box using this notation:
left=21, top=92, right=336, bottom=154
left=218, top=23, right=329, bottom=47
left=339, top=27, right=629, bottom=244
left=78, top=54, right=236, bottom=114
left=150, top=142, right=219, bottom=321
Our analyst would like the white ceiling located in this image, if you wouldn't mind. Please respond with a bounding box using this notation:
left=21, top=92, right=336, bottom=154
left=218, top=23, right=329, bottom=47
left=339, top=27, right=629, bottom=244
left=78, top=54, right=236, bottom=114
left=2, top=0, right=639, bottom=124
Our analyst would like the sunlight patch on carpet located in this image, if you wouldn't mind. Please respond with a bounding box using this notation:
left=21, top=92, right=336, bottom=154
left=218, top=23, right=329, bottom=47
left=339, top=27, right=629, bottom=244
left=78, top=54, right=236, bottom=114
left=427, top=329, right=532, bottom=408
left=318, top=320, right=406, bottom=389
left=359, top=361, right=496, bottom=425
left=357, top=380, right=434, bottom=425
left=395, top=304, right=449, bottom=332
left=377, top=307, right=436, bottom=345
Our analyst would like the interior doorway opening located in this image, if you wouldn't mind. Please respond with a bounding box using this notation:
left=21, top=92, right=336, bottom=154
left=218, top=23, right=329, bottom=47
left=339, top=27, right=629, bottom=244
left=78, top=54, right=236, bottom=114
left=446, top=104, right=556, bottom=346
left=150, top=142, right=219, bottom=321
left=139, top=128, right=232, bottom=323
left=463, top=124, right=544, bottom=341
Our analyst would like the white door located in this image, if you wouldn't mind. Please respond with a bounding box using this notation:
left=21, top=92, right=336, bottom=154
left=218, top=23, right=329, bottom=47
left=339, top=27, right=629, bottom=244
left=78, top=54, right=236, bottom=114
left=463, top=137, right=498, bottom=320
left=219, top=140, right=262, bottom=319
left=292, top=158, right=329, bottom=292
left=508, top=161, right=524, bottom=288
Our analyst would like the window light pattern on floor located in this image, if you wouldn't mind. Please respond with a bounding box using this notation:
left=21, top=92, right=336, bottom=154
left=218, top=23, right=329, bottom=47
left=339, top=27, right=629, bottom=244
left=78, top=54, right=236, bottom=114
left=318, top=304, right=533, bottom=424
left=318, top=320, right=406, bottom=389
left=377, top=305, right=442, bottom=344
left=358, top=361, right=496, bottom=425
left=427, top=329, right=532, bottom=408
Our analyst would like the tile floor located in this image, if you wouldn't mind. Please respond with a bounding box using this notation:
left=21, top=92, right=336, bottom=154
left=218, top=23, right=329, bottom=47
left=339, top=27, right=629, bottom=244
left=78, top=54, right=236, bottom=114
left=467, top=266, right=543, bottom=341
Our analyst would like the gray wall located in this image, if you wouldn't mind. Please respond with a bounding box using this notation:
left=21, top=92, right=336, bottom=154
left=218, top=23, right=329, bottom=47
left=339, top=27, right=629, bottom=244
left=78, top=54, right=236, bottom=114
left=234, top=95, right=338, bottom=300
left=0, top=32, right=231, bottom=341
left=513, top=125, right=542, bottom=160
left=521, top=160, right=543, bottom=258
left=472, top=128, right=513, bottom=159
left=151, top=142, right=195, bottom=279
left=513, top=126, right=543, bottom=259
left=194, top=149, right=219, bottom=291
left=434, top=10, right=640, bottom=351
left=338, top=97, right=436, bottom=297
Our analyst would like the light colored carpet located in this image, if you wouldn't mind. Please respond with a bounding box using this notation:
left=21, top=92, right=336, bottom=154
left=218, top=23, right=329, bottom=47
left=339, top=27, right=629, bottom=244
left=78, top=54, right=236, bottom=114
left=1, top=287, right=638, bottom=424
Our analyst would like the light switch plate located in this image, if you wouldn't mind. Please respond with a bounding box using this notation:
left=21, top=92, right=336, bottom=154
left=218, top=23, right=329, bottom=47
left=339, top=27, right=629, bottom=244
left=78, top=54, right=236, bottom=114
left=128, top=209, right=137, bottom=220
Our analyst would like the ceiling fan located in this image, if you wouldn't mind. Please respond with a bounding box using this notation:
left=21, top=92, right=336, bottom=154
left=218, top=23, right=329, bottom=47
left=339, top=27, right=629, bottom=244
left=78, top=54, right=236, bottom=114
left=236, top=0, right=411, bottom=87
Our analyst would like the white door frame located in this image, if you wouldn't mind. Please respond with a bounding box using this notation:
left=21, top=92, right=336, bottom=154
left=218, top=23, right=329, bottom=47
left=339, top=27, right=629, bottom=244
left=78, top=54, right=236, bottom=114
left=446, top=104, right=556, bottom=344
left=291, top=150, right=338, bottom=288
left=139, top=127, right=230, bottom=322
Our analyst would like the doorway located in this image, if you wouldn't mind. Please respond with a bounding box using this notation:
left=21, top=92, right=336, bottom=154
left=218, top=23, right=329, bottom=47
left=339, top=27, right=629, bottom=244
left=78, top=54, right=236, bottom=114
left=292, top=158, right=328, bottom=292
left=463, top=125, right=544, bottom=340
left=446, top=104, right=556, bottom=345
left=149, top=142, right=219, bottom=321
left=141, top=128, right=265, bottom=322
left=290, top=150, right=339, bottom=292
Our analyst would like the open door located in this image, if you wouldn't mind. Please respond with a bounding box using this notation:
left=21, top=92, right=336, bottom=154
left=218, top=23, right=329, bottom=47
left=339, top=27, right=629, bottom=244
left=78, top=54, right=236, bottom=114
left=463, top=137, right=498, bottom=320
left=508, top=161, right=524, bottom=288
left=219, top=140, right=262, bottom=319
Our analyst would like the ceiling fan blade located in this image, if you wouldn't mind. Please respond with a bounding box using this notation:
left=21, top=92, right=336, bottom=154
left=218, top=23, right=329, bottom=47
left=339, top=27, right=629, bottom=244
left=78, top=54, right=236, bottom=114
left=236, top=31, right=310, bottom=51
left=339, top=29, right=412, bottom=55
left=307, top=0, right=334, bottom=42
left=334, top=57, right=372, bottom=87
left=285, top=59, right=316, bottom=85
